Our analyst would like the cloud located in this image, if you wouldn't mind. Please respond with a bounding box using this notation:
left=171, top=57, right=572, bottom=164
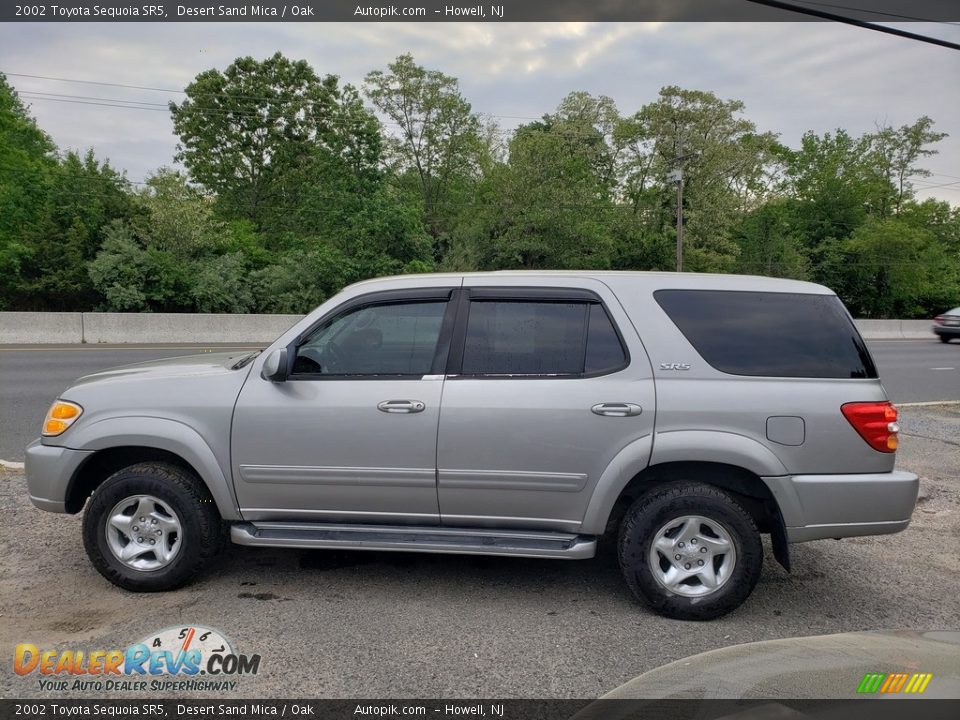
left=1, top=21, right=957, bottom=202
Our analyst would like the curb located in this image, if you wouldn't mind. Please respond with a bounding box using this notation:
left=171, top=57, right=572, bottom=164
left=897, top=401, right=960, bottom=408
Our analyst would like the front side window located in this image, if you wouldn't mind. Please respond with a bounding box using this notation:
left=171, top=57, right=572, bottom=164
left=293, top=300, right=447, bottom=377
left=460, top=299, right=627, bottom=377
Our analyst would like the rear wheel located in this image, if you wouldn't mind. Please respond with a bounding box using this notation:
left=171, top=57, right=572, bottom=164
left=618, top=481, right=763, bottom=620
left=82, top=462, right=223, bottom=591
left=940, top=335, right=951, bottom=343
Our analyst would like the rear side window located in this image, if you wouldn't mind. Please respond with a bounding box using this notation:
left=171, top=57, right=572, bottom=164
left=654, top=290, right=877, bottom=379
left=460, top=300, right=627, bottom=377
left=585, top=303, right=627, bottom=373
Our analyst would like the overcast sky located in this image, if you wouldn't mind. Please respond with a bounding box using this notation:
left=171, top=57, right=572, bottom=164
left=1, top=21, right=958, bottom=203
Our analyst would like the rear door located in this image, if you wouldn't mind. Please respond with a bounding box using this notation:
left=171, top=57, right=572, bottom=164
left=436, top=279, right=655, bottom=531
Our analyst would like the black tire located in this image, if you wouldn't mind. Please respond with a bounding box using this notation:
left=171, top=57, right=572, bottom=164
left=618, top=481, right=763, bottom=621
left=82, top=462, right=224, bottom=592
left=939, top=335, right=950, bottom=343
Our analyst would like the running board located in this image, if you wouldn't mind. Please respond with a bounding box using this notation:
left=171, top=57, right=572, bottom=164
left=230, top=522, right=596, bottom=559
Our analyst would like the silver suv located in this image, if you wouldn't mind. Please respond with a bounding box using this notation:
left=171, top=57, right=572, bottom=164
left=25, top=272, right=918, bottom=620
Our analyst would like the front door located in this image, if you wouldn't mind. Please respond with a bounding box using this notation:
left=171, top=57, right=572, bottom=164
left=436, top=281, right=655, bottom=531
left=231, top=290, right=456, bottom=524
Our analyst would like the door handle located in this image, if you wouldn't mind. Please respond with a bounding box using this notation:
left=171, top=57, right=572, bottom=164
left=591, top=402, right=643, bottom=417
left=377, top=400, right=426, bottom=414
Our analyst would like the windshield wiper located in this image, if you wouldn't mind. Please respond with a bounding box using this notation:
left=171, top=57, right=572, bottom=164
left=231, top=351, right=262, bottom=370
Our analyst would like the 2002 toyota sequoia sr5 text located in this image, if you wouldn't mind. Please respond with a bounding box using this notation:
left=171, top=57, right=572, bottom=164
left=25, top=271, right=919, bottom=620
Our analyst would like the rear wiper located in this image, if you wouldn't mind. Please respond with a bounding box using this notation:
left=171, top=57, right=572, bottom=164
left=231, top=351, right=261, bottom=370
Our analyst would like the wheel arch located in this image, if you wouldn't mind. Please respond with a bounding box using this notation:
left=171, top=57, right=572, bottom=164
left=62, top=417, right=240, bottom=520
left=585, top=458, right=791, bottom=571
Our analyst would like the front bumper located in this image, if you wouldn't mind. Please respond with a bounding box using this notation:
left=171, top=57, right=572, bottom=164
left=763, top=470, right=919, bottom=543
left=24, top=439, right=93, bottom=513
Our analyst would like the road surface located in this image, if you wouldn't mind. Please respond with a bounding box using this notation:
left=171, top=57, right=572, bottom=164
left=0, top=339, right=956, bottom=461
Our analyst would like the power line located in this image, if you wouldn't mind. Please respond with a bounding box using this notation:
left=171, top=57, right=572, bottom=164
left=9, top=68, right=960, bottom=159
left=744, top=0, right=960, bottom=50
left=18, top=95, right=169, bottom=113
left=2, top=181, right=954, bottom=219
left=15, top=92, right=613, bottom=141
left=14, top=91, right=960, bottom=176
left=13, top=93, right=475, bottom=139
left=4, top=160, right=957, bottom=199
left=911, top=179, right=960, bottom=191
left=6, top=87, right=958, bottom=199
left=3, top=70, right=560, bottom=125
left=7, top=165, right=957, bottom=196
left=787, top=0, right=960, bottom=24
left=2, top=71, right=187, bottom=94
left=21, top=90, right=171, bottom=107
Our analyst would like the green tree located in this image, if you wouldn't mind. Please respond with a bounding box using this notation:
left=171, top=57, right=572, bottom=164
left=87, top=220, right=183, bottom=311
left=89, top=171, right=260, bottom=313
left=290, top=139, right=433, bottom=278
left=0, top=74, right=57, bottom=308
left=171, top=53, right=379, bottom=231
left=733, top=202, right=809, bottom=279
left=250, top=244, right=356, bottom=314
left=781, top=130, right=878, bottom=250
left=824, top=217, right=958, bottom=318
left=17, top=150, right=140, bottom=310
left=474, top=93, right=620, bottom=269
left=868, top=116, right=947, bottom=216
left=615, top=86, right=781, bottom=272
left=133, top=168, right=220, bottom=259
left=364, top=54, right=484, bottom=253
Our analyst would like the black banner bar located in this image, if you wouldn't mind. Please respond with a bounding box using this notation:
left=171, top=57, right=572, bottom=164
left=1, top=0, right=958, bottom=23
left=3, top=700, right=960, bottom=720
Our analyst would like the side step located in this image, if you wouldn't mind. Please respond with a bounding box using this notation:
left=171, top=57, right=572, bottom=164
left=230, top=522, right=596, bottom=560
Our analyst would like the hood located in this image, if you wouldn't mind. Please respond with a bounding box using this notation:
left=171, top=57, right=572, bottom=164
left=68, top=351, right=258, bottom=389
left=582, top=630, right=960, bottom=706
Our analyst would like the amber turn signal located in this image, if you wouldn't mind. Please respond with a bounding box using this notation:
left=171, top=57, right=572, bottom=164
left=42, top=401, right=83, bottom=437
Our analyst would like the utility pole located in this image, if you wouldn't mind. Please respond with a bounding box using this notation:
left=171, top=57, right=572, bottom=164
left=667, top=139, right=697, bottom=273
left=675, top=167, right=684, bottom=272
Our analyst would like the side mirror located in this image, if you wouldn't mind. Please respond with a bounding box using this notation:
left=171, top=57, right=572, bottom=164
left=261, top=348, right=289, bottom=382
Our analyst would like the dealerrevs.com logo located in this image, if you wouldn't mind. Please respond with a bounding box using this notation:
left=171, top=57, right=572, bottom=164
left=14, top=626, right=261, bottom=693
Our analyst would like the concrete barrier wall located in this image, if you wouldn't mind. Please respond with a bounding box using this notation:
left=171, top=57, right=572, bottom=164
left=0, top=312, right=84, bottom=344
left=855, top=319, right=932, bottom=340
left=0, top=312, right=302, bottom=344
left=82, top=313, right=303, bottom=344
left=0, top=312, right=934, bottom=344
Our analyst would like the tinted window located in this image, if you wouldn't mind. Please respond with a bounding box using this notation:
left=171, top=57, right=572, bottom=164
left=461, top=300, right=627, bottom=376
left=585, top=303, right=627, bottom=373
left=654, top=290, right=877, bottom=379
left=293, top=301, right=446, bottom=376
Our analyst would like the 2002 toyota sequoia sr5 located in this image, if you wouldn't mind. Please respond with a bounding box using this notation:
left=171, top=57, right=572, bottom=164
left=25, top=271, right=919, bottom=620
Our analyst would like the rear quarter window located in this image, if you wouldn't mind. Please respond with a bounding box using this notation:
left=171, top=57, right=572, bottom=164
left=654, top=289, right=877, bottom=379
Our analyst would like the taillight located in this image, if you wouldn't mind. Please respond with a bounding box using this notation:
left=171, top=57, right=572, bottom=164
left=841, top=401, right=899, bottom=453
left=934, top=315, right=945, bottom=325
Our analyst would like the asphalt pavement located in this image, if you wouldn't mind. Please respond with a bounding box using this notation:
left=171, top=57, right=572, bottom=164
left=0, top=344, right=257, bottom=461
left=0, top=339, right=956, bottom=461
left=1, top=404, right=957, bottom=699
left=868, top=339, right=960, bottom=404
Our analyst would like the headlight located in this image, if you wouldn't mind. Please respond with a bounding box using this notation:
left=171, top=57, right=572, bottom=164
left=42, top=400, right=83, bottom=437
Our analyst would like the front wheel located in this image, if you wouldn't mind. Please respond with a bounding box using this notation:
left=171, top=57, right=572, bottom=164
left=82, top=462, right=224, bottom=591
left=618, top=481, right=763, bottom=620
